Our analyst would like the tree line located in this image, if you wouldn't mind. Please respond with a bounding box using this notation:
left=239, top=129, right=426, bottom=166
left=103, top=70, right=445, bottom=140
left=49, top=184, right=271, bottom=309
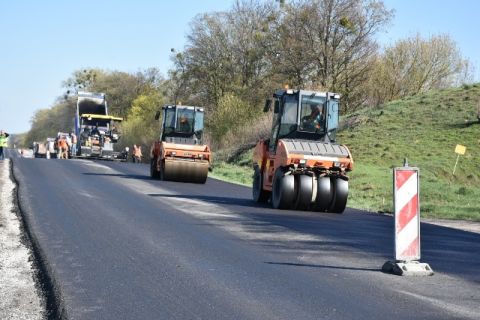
left=23, top=0, right=473, bottom=155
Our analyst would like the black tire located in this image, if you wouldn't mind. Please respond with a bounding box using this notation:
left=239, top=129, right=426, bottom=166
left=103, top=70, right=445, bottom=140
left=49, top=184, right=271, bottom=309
left=329, top=178, right=348, bottom=213
left=150, top=157, right=160, bottom=179
left=253, top=166, right=270, bottom=203
left=294, top=174, right=313, bottom=210
left=272, top=168, right=295, bottom=209
left=315, top=176, right=332, bottom=212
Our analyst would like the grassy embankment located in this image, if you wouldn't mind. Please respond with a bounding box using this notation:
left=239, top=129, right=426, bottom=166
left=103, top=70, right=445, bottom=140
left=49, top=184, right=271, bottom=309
left=211, top=84, right=480, bottom=221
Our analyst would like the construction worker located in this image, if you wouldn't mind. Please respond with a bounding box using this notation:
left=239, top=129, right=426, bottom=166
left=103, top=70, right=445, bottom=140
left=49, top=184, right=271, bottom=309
left=0, top=130, right=9, bottom=160
left=178, top=113, right=191, bottom=132
left=70, top=132, right=77, bottom=157
left=57, top=136, right=68, bottom=159
left=133, top=144, right=142, bottom=163
left=91, top=125, right=100, bottom=136
left=302, top=104, right=324, bottom=132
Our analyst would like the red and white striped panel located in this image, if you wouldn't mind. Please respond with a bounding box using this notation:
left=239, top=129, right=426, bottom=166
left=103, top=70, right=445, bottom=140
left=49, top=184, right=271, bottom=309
left=394, top=168, right=420, bottom=261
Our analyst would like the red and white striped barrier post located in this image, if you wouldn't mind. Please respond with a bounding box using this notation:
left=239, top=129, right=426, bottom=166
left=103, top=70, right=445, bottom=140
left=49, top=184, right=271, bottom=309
left=383, top=161, right=433, bottom=276
left=394, top=167, right=420, bottom=261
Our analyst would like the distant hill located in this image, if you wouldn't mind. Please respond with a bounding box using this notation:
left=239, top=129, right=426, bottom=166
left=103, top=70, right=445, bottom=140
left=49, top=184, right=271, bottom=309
left=338, top=83, right=480, bottom=220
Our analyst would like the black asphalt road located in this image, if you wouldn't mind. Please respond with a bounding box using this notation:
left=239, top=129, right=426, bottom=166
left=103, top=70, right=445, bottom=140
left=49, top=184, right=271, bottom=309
left=8, top=150, right=480, bottom=319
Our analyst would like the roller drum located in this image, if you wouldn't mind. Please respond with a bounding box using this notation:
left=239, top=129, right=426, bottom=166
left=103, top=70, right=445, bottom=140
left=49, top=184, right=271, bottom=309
left=164, top=159, right=209, bottom=183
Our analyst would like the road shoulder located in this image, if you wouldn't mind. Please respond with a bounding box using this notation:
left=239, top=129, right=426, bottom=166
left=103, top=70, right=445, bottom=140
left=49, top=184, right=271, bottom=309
left=421, top=218, right=480, bottom=234
left=0, top=159, right=44, bottom=319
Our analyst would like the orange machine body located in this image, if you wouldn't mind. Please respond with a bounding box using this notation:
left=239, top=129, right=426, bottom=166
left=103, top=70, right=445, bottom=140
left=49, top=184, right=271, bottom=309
left=151, top=141, right=211, bottom=165
left=253, top=139, right=353, bottom=192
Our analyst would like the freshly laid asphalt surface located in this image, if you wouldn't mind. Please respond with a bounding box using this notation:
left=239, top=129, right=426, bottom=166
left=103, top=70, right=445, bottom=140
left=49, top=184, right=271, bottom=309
left=9, top=151, right=480, bottom=319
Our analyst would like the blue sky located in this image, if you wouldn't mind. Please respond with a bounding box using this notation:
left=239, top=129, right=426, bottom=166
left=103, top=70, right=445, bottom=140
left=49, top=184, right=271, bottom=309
left=1, top=0, right=479, bottom=134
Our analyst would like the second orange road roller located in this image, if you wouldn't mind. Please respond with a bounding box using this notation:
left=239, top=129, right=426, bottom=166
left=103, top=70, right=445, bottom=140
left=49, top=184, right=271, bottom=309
left=252, top=89, right=353, bottom=213
left=150, top=105, right=211, bottom=183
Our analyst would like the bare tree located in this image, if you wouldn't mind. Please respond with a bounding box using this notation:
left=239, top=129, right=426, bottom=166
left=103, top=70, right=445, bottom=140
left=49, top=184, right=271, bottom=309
left=271, top=0, right=393, bottom=111
left=369, top=34, right=472, bottom=106
left=170, top=1, right=277, bottom=110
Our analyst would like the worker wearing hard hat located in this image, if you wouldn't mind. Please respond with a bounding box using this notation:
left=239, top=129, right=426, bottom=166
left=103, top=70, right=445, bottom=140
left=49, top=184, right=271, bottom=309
left=0, top=130, right=9, bottom=160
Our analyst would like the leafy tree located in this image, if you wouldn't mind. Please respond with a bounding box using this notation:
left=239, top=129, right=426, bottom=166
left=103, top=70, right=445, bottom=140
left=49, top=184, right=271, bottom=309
left=207, top=92, right=261, bottom=148
left=171, top=1, right=277, bottom=106
left=63, top=68, right=164, bottom=118
left=169, top=1, right=278, bottom=145
left=172, top=0, right=392, bottom=124
left=24, top=98, right=76, bottom=144
left=118, top=91, right=165, bottom=159
left=63, top=69, right=102, bottom=93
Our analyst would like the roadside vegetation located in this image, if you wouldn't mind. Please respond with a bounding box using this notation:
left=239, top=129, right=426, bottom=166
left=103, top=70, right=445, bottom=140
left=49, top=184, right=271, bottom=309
left=16, top=0, right=479, bottom=220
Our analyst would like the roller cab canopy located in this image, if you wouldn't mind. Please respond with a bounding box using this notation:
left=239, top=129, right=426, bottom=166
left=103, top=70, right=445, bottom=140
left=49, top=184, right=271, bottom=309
left=265, top=89, right=340, bottom=151
left=159, top=105, right=205, bottom=145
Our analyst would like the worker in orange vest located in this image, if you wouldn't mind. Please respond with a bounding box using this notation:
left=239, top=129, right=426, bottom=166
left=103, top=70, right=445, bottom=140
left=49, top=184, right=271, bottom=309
left=57, top=137, right=68, bottom=159
left=133, top=144, right=142, bottom=163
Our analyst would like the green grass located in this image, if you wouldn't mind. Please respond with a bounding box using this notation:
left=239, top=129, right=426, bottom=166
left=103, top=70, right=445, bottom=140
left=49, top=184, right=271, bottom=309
left=209, top=161, right=252, bottom=186
left=213, top=84, right=480, bottom=221
left=341, top=84, right=480, bottom=221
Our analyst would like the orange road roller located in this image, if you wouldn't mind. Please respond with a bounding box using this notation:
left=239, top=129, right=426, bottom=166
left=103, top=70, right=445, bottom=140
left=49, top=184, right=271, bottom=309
left=252, top=89, right=353, bottom=213
left=150, top=105, right=211, bottom=183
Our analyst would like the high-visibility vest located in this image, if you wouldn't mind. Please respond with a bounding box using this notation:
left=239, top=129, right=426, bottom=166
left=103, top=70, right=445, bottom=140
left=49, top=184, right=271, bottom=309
left=0, top=135, right=7, bottom=147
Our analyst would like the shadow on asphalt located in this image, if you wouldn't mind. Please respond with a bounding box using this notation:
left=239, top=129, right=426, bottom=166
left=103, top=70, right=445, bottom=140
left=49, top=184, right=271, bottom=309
left=82, top=172, right=151, bottom=180
left=147, top=193, right=269, bottom=209
left=265, top=261, right=380, bottom=272
left=148, top=191, right=480, bottom=282
left=90, top=164, right=480, bottom=283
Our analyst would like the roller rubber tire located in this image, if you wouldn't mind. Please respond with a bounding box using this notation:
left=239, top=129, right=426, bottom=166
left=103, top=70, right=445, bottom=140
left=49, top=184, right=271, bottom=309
left=253, top=166, right=270, bottom=203
left=329, top=178, right=348, bottom=213
left=272, top=169, right=295, bottom=209
left=315, top=176, right=332, bottom=212
left=294, top=174, right=314, bottom=210
left=150, top=157, right=160, bottom=179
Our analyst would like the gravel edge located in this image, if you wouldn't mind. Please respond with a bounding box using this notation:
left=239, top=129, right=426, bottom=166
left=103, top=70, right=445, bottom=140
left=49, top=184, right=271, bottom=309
left=0, top=159, right=44, bottom=319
